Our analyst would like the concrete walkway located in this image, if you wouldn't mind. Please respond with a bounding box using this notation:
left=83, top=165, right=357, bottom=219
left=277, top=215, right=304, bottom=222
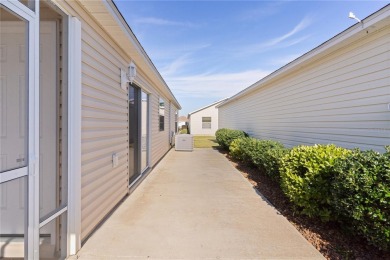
left=76, top=149, right=324, bottom=259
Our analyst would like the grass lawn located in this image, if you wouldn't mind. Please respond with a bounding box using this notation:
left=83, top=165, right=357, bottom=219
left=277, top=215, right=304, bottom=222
left=193, top=135, right=219, bottom=148
left=179, top=128, right=188, bottom=134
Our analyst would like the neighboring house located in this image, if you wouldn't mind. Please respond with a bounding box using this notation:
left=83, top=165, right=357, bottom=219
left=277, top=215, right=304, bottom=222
left=178, top=116, right=189, bottom=129
left=218, top=5, right=390, bottom=152
left=189, top=99, right=228, bottom=135
left=0, top=1, right=180, bottom=259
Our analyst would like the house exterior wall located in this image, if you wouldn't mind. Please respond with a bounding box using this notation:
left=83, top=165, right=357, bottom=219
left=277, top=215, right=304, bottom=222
left=189, top=104, right=220, bottom=136
left=55, top=1, right=179, bottom=241
left=219, top=24, right=390, bottom=152
left=169, top=102, right=177, bottom=139
left=136, top=75, right=175, bottom=167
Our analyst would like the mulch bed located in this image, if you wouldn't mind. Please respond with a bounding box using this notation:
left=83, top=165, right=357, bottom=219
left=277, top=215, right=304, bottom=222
left=217, top=149, right=390, bottom=260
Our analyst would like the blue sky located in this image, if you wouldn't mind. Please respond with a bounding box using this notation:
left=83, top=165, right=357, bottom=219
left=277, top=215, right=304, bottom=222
left=114, top=1, right=388, bottom=115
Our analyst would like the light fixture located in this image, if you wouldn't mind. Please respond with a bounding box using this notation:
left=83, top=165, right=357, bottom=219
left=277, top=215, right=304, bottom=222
left=121, top=61, right=137, bottom=90
left=349, top=11, right=362, bottom=24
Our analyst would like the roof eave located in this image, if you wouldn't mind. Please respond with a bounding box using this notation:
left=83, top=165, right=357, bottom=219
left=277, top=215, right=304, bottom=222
left=78, top=0, right=182, bottom=110
left=188, top=98, right=229, bottom=115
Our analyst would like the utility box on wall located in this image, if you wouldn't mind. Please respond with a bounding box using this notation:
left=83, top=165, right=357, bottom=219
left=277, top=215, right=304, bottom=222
left=175, top=134, right=194, bottom=151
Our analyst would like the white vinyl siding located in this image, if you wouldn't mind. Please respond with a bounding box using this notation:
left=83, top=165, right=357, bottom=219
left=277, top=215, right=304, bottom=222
left=189, top=102, right=222, bottom=136
left=219, top=25, right=390, bottom=152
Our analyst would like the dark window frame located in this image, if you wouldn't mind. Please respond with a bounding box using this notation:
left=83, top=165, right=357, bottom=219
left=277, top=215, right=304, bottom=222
left=159, top=97, right=165, bottom=131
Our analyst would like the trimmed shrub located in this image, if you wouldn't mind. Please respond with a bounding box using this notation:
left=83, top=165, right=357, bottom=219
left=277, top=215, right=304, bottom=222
left=249, top=140, right=289, bottom=180
left=215, top=128, right=227, bottom=148
left=280, top=144, right=351, bottom=221
left=331, top=147, right=390, bottom=250
left=229, top=137, right=257, bottom=164
left=229, top=138, right=288, bottom=180
left=215, top=128, right=247, bottom=150
left=229, top=137, right=250, bottom=162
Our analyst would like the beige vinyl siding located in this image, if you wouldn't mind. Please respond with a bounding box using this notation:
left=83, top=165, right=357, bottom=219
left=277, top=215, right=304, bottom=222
left=151, top=91, right=170, bottom=166
left=169, top=102, right=177, bottom=136
left=54, top=1, right=129, bottom=240
left=81, top=22, right=129, bottom=240
left=55, top=0, right=180, bottom=242
left=134, top=72, right=176, bottom=167
left=219, top=25, right=390, bottom=152
left=167, top=102, right=177, bottom=145
left=168, top=102, right=172, bottom=135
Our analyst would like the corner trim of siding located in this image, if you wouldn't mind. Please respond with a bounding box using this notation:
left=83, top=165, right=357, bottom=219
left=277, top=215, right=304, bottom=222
left=67, top=16, right=82, bottom=256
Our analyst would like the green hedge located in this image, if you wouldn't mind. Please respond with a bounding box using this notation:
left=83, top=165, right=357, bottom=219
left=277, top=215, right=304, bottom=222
left=230, top=138, right=287, bottom=179
left=229, top=138, right=288, bottom=180
left=250, top=140, right=289, bottom=181
left=215, top=128, right=247, bottom=150
left=280, top=144, right=351, bottom=221
left=229, top=137, right=257, bottom=164
left=220, top=128, right=389, bottom=250
left=331, top=147, right=390, bottom=250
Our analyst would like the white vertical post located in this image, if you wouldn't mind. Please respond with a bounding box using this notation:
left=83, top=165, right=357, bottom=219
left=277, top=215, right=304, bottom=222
left=67, top=16, right=82, bottom=256
left=28, top=1, right=40, bottom=259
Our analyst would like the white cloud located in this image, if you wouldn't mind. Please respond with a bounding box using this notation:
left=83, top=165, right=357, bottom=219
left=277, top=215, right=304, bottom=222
left=166, top=69, right=271, bottom=99
left=160, top=54, right=192, bottom=76
left=236, top=16, right=312, bottom=57
left=134, top=17, right=197, bottom=27
left=263, top=16, right=311, bottom=47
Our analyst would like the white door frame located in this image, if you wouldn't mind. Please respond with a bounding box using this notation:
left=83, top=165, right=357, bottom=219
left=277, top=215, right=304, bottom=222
left=1, top=2, right=82, bottom=259
left=0, top=1, right=40, bottom=259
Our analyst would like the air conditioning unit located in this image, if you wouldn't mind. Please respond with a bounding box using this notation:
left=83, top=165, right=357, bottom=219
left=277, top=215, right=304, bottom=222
left=175, top=134, right=194, bottom=151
